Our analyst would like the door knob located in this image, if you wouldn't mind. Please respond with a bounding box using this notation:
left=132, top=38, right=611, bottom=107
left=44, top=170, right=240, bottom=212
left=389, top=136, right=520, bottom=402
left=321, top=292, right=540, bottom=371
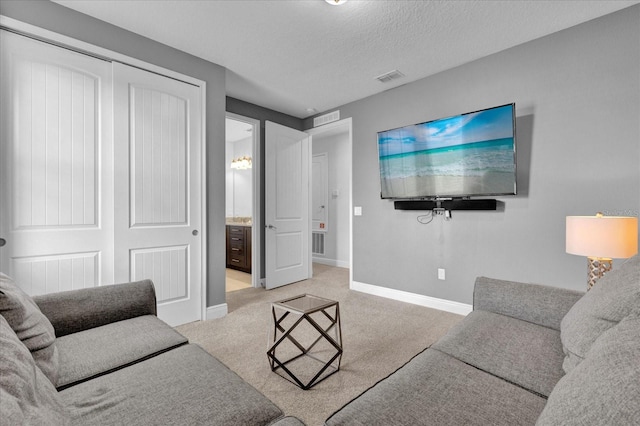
left=0, top=238, right=5, bottom=247
left=266, top=224, right=277, bottom=230
left=192, top=230, right=199, bottom=236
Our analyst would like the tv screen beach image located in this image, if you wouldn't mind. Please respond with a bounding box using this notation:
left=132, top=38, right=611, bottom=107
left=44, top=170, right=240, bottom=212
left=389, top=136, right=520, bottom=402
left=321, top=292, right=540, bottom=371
left=378, top=104, right=516, bottom=198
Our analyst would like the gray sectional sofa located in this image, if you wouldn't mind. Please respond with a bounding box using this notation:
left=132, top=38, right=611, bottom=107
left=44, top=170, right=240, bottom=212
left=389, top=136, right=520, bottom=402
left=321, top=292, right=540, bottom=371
left=326, top=254, right=640, bottom=425
left=0, top=274, right=303, bottom=426
left=4, top=255, right=638, bottom=426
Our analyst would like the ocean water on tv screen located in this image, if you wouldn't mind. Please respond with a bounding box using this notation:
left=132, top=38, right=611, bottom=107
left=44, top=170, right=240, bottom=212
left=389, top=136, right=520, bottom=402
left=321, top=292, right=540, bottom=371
left=380, top=138, right=514, bottom=180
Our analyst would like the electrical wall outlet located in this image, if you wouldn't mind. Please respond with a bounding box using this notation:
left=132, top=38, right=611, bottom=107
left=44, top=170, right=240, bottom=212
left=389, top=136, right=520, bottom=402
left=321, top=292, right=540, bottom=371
left=354, top=206, right=362, bottom=216
left=438, top=268, right=446, bottom=280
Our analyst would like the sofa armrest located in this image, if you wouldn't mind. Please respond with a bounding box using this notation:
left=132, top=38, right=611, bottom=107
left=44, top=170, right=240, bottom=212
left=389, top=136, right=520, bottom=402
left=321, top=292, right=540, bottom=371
left=473, top=277, right=584, bottom=330
left=33, top=280, right=157, bottom=337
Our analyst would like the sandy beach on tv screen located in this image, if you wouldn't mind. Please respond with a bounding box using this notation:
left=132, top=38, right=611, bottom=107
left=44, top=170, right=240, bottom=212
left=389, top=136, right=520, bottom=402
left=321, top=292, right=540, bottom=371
left=384, top=172, right=514, bottom=198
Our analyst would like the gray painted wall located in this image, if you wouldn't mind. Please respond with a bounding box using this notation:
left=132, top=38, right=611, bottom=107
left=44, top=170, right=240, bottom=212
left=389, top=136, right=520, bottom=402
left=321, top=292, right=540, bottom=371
left=0, top=0, right=228, bottom=308
left=306, top=6, right=640, bottom=304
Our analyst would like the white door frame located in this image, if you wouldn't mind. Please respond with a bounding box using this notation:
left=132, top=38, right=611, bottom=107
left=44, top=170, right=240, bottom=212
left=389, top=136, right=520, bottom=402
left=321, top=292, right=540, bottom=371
left=225, top=112, right=261, bottom=288
left=306, top=118, right=353, bottom=286
left=0, top=15, right=209, bottom=322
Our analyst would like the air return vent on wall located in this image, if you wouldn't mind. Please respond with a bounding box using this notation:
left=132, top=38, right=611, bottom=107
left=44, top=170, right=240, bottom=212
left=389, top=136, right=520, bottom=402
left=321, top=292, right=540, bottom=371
left=375, top=69, right=405, bottom=83
left=313, top=110, right=340, bottom=127
left=312, top=232, right=325, bottom=255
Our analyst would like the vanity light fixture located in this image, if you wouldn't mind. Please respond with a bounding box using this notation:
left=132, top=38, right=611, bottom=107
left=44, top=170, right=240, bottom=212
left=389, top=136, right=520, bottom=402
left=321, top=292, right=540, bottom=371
left=230, top=156, right=252, bottom=170
left=325, top=0, right=348, bottom=5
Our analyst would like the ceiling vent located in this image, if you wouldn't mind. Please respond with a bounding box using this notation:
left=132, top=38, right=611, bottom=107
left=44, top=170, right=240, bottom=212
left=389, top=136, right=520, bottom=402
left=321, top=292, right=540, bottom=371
left=313, top=110, right=340, bottom=128
left=375, top=69, right=405, bottom=83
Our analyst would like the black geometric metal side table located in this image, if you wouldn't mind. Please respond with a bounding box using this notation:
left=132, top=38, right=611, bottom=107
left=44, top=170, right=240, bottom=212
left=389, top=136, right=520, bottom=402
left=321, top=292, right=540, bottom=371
left=267, top=294, right=342, bottom=390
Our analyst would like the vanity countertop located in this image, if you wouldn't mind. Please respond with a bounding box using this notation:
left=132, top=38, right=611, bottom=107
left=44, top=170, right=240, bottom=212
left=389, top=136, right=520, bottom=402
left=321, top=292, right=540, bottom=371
left=226, top=217, right=252, bottom=226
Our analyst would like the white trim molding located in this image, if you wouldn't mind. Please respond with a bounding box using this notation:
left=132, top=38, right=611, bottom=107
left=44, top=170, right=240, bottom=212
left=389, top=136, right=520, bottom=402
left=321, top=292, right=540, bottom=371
left=351, top=281, right=473, bottom=316
left=206, top=303, right=228, bottom=320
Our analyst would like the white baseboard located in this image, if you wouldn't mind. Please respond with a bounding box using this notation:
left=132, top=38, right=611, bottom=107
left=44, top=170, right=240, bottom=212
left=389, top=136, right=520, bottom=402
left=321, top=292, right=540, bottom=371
left=312, top=257, right=350, bottom=269
left=351, top=281, right=472, bottom=316
left=206, top=303, right=228, bottom=320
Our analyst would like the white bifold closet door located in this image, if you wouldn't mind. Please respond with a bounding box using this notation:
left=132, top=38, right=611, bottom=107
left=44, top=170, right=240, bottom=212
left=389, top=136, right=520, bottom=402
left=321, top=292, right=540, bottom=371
left=0, top=30, right=114, bottom=291
left=113, top=62, right=202, bottom=326
left=0, top=30, right=202, bottom=326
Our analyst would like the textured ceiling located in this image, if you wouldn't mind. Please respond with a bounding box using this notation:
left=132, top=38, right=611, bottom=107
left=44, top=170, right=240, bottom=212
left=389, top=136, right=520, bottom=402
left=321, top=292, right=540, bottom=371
left=54, top=0, right=639, bottom=118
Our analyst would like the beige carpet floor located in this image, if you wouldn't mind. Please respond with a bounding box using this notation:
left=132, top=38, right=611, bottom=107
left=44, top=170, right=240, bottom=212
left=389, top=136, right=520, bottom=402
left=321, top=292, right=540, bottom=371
left=226, top=268, right=252, bottom=292
left=176, top=264, right=463, bottom=426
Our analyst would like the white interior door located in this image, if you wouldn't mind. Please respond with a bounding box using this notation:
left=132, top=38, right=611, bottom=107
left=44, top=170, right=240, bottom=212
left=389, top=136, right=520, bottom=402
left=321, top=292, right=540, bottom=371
left=0, top=30, right=114, bottom=292
left=265, top=121, right=311, bottom=289
left=113, top=62, right=202, bottom=326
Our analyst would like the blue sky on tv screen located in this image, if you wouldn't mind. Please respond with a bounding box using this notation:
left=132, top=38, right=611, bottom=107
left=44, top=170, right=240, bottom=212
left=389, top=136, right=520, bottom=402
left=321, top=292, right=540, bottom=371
left=379, top=104, right=514, bottom=157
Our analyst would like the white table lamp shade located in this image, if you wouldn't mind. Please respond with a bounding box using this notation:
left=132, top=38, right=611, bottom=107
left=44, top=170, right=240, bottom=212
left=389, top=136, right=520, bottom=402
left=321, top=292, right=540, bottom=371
left=566, top=215, right=638, bottom=259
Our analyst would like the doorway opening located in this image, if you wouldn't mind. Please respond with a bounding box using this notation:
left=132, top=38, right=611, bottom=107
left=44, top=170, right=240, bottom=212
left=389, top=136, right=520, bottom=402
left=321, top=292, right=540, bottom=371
left=225, top=118, right=352, bottom=311
left=308, top=120, right=352, bottom=271
left=223, top=116, right=352, bottom=299
left=225, top=114, right=260, bottom=293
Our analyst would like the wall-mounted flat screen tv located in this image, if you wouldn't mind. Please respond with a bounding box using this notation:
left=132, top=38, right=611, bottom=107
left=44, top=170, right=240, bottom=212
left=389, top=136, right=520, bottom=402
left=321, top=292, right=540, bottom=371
left=378, top=103, right=516, bottom=199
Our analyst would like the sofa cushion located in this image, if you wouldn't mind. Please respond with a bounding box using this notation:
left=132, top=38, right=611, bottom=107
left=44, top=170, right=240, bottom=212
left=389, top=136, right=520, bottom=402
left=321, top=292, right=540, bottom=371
left=60, top=343, right=284, bottom=426
left=325, top=348, right=546, bottom=426
left=560, top=254, right=640, bottom=373
left=537, top=311, right=640, bottom=425
left=0, top=314, right=69, bottom=425
left=432, top=310, right=565, bottom=397
left=55, top=315, right=188, bottom=389
left=0, top=273, right=58, bottom=385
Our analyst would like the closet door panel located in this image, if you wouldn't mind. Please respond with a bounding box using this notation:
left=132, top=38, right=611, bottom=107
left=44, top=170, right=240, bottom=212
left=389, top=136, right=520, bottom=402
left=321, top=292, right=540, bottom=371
left=0, top=30, right=114, bottom=290
left=113, top=62, right=202, bottom=326
left=130, top=86, right=188, bottom=226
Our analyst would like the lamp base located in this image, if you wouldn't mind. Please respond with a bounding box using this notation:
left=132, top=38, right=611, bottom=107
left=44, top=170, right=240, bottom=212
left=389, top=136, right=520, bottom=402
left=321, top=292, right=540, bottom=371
left=586, top=257, right=612, bottom=290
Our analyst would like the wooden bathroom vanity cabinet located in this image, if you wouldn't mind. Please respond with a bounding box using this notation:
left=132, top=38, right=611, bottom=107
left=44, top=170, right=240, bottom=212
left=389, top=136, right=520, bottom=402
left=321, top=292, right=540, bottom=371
left=226, top=224, right=251, bottom=273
